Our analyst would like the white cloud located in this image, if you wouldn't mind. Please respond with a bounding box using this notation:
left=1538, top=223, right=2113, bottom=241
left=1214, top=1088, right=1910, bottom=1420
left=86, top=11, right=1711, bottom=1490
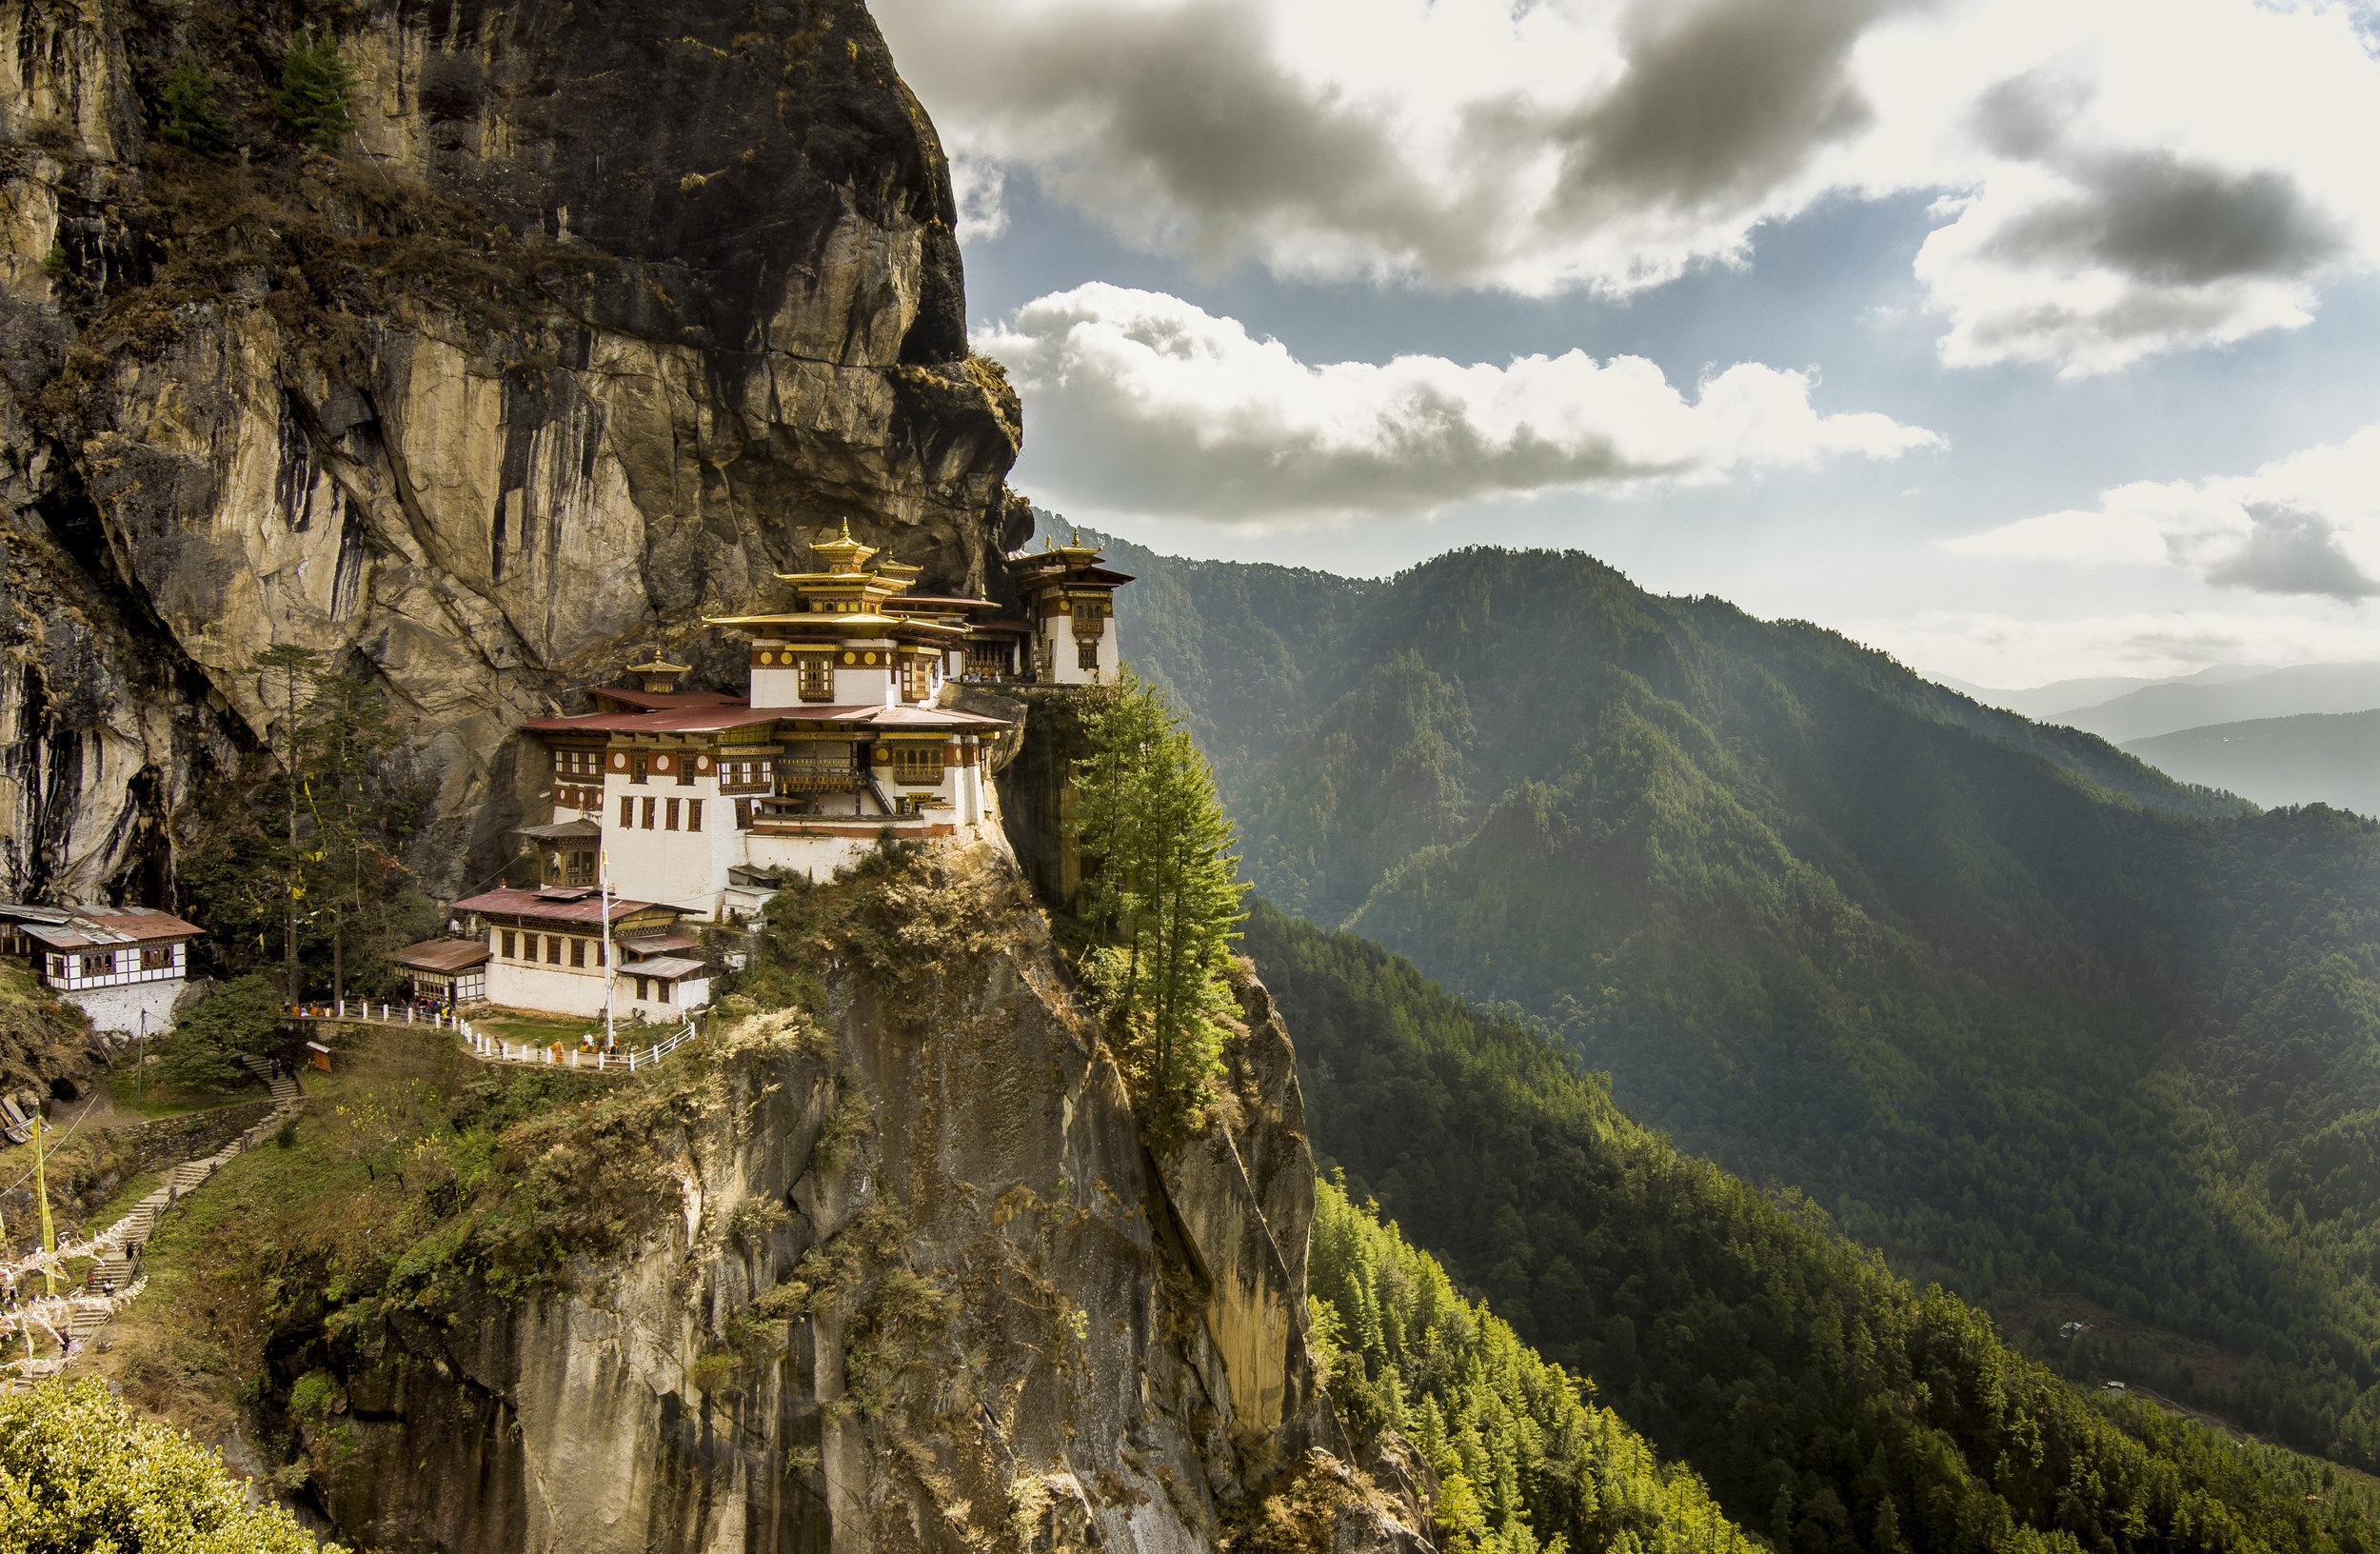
left=976, top=284, right=1939, bottom=525
left=1945, top=423, right=2380, bottom=600
left=1851, top=608, right=2380, bottom=689
left=876, top=0, right=2380, bottom=374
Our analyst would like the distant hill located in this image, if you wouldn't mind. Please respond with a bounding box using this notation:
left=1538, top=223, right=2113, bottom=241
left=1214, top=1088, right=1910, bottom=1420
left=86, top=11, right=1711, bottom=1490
left=1061, top=514, right=2380, bottom=1468
left=1947, top=663, right=2276, bottom=722
left=2126, top=709, right=2380, bottom=817
left=2052, top=662, right=2380, bottom=743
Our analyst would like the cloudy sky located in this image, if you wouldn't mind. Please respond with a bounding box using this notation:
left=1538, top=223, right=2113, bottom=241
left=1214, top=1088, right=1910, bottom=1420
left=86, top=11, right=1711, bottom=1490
left=872, top=0, right=2380, bottom=689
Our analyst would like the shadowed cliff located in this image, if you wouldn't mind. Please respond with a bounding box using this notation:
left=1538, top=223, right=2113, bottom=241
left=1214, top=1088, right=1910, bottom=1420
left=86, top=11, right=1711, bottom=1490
left=0, top=0, right=1027, bottom=904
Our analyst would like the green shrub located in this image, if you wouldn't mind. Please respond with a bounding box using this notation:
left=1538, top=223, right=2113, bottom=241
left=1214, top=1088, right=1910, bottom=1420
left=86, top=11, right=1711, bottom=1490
left=0, top=1378, right=336, bottom=1551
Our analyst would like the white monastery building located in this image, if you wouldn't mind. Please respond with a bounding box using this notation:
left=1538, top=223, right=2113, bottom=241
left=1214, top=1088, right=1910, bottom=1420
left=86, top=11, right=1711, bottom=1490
left=0, top=903, right=204, bottom=1037
left=516, top=526, right=1132, bottom=924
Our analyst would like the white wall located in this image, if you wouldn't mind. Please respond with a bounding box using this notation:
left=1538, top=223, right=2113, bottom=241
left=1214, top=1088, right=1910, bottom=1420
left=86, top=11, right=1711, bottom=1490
left=60, top=978, right=183, bottom=1037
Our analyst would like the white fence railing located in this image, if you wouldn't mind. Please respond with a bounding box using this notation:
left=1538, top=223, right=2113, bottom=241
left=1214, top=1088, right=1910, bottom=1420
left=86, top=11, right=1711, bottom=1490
left=463, top=1020, right=701, bottom=1073
left=286, top=1004, right=704, bottom=1073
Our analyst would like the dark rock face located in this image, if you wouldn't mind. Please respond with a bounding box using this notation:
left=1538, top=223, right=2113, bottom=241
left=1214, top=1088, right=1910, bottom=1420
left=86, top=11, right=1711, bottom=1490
left=0, top=0, right=1022, bottom=904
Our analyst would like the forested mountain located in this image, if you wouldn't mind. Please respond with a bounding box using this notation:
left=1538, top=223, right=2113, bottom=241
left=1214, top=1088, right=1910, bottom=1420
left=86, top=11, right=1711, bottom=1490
left=1061, top=517, right=2380, bottom=1467
left=1260, top=904, right=2380, bottom=1554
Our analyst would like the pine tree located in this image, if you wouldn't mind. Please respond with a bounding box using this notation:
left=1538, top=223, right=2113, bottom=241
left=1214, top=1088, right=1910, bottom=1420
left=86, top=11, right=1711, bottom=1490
left=272, top=30, right=356, bottom=152
left=157, top=55, right=233, bottom=156
left=250, top=642, right=325, bottom=1002
left=298, top=665, right=412, bottom=1003
left=1069, top=670, right=1249, bottom=1139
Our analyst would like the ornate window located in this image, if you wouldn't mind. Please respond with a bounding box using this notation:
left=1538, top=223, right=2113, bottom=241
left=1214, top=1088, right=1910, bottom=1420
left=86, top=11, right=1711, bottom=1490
left=631, top=753, right=648, bottom=785
left=734, top=799, right=753, bottom=830
left=619, top=795, right=634, bottom=828
left=665, top=799, right=681, bottom=831
left=890, top=745, right=943, bottom=785
left=141, top=945, right=174, bottom=971
left=643, top=797, right=657, bottom=828
left=799, top=657, right=833, bottom=701
left=80, top=951, right=115, bottom=978
left=1078, top=642, right=1101, bottom=670
left=688, top=800, right=704, bottom=832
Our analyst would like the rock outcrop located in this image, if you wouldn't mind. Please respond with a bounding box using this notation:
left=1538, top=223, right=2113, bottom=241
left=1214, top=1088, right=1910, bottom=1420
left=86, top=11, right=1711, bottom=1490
left=293, top=846, right=1430, bottom=1553
left=0, top=0, right=1024, bottom=904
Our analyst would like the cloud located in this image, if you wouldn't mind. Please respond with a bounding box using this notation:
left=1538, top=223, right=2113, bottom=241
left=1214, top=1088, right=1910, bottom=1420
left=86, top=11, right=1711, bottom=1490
left=1848, top=608, right=2380, bottom=688
left=1945, top=423, right=2380, bottom=600
left=975, top=284, right=1938, bottom=525
left=876, top=0, right=2380, bottom=373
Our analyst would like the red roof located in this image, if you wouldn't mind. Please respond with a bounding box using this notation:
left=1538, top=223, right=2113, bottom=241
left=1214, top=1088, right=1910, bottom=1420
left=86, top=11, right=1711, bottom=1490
left=523, top=706, right=783, bottom=734
left=390, top=938, right=491, bottom=973
left=451, top=887, right=675, bottom=926
left=13, top=906, right=204, bottom=950
left=588, top=687, right=741, bottom=710
left=523, top=703, right=1011, bottom=735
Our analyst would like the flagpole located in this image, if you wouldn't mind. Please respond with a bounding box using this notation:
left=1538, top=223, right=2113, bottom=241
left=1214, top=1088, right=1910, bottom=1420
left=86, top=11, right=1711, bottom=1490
left=601, top=847, right=616, bottom=1051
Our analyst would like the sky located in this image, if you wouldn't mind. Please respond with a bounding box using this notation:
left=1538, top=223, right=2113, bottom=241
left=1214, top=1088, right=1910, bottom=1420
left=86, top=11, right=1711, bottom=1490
left=871, top=0, right=2380, bottom=689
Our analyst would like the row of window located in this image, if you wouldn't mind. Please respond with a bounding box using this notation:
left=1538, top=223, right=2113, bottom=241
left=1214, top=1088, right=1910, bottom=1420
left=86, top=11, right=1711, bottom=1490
left=49, top=946, right=176, bottom=979
left=500, top=929, right=605, bottom=966
left=620, top=796, right=704, bottom=832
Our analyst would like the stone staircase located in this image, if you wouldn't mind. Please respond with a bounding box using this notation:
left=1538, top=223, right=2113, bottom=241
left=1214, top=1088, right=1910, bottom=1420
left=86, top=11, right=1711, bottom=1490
left=4, top=1059, right=307, bottom=1388
left=240, top=1054, right=303, bottom=1106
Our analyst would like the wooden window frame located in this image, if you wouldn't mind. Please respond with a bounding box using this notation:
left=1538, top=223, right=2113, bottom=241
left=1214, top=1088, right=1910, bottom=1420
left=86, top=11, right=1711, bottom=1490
left=141, top=945, right=174, bottom=971
left=735, top=798, right=752, bottom=830
left=643, top=797, right=657, bottom=829
left=890, top=745, right=943, bottom=786
left=570, top=938, right=585, bottom=967
left=502, top=930, right=517, bottom=960
left=619, top=795, right=634, bottom=828
left=665, top=798, right=681, bottom=831
left=1078, top=641, right=1101, bottom=670
left=798, top=658, right=833, bottom=702
left=688, top=800, right=704, bottom=833
left=546, top=935, right=563, bottom=965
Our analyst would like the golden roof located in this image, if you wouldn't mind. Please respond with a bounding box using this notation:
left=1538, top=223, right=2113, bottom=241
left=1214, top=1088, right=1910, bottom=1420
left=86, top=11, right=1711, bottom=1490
left=625, top=652, right=692, bottom=674
left=806, top=517, right=877, bottom=574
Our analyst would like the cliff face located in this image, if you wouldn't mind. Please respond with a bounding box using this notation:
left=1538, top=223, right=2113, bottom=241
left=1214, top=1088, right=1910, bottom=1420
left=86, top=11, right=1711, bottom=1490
left=291, top=846, right=1426, bottom=1553
left=0, top=0, right=1024, bottom=904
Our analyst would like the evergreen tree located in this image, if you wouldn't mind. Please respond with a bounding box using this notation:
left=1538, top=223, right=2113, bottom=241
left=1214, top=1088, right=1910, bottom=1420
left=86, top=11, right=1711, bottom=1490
left=1070, top=671, right=1250, bottom=1138
left=156, top=54, right=233, bottom=156
left=159, top=973, right=285, bottom=1090
left=250, top=642, right=324, bottom=1002
left=272, top=30, right=357, bottom=152
left=299, top=664, right=415, bottom=1002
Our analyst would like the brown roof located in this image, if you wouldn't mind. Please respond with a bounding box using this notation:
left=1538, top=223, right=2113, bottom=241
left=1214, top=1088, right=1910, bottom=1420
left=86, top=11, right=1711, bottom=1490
left=13, top=905, right=204, bottom=950
left=587, top=687, right=741, bottom=710
left=451, top=887, right=676, bottom=926
left=515, top=819, right=603, bottom=841
left=621, top=955, right=708, bottom=980
left=391, top=939, right=491, bottom=974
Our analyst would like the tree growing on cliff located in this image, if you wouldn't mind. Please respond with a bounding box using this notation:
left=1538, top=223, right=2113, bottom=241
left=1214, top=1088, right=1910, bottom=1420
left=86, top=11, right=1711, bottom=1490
left=272, top=30, right=357, bottom=152
left=1071, top=670, right=1249, bottom=1140
left=156, top=55, right=233, bottom=157
left=185, top=648, right=429, bottom=1001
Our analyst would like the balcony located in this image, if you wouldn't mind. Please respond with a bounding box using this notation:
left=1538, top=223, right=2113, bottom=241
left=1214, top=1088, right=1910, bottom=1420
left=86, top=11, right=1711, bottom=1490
left=775, top=756, right=863, bottom=794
